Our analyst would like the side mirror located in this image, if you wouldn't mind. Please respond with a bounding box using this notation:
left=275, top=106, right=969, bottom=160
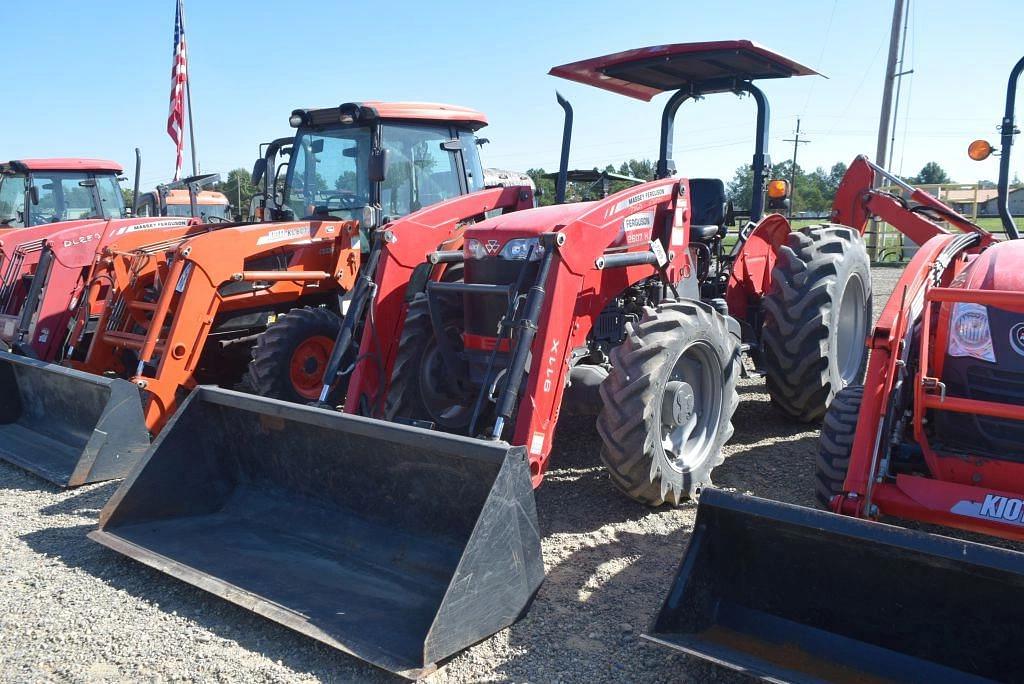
left=311, top=139, right=325, bottom=154
left=252, top=158, right=267, bottom=186
left=369, top=148, right=388, bottom=183
left=968, top=139, right=994, bottom=161
left=29, top=184, right=39, bottom=205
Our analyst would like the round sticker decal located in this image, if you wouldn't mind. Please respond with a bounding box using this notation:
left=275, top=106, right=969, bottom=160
left=1010, top=322, right=1024, bottom=357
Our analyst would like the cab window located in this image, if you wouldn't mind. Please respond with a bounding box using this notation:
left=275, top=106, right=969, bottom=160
left=459, top=131, right=485, bottom=193
left=380, top=124, right=462, bottom=218
left=0, top=175, right=26, bottom=227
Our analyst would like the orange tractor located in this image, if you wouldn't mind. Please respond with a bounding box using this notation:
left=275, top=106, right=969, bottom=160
left=90, top=41, right=888, bottom=678
left=0, top=101, right=498, bottom=487
left=646, top=55, right=1024, bottom=683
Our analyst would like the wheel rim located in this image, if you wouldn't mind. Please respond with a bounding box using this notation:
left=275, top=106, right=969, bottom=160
left=659, top=342, right=723, bottom=471
left=288, top=335, right=334, bottom=400
left=835, top=275, right=867, bottom=385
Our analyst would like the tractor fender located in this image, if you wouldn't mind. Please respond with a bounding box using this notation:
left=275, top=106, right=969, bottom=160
left=724, top=213, right=792, bottom=322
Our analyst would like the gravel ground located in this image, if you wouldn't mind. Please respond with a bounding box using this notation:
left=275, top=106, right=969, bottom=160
left=0, top=267, right=907, bottom=684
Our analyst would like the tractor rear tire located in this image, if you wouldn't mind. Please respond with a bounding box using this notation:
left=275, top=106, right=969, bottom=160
left=761, top=224, right=871, bottom=423
left=815, top=384, right=863, bottom=508
left=597, top=300, right=740, bottom=506
left=243, top=306, right=343, bottom=405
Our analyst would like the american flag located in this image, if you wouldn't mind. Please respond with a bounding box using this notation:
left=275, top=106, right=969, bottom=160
left=167, top=0, right=188, bottom=181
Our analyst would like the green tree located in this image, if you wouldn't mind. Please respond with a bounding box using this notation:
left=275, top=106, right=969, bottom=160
left=526, top=168, right=556, bottom=206
left=913, top=162, right=952, bottom=185
left=616, top=159, right=656, bottom=181
left=217, top=168, right=256, bottom=220
left=726, top=164, right=754, bottom=211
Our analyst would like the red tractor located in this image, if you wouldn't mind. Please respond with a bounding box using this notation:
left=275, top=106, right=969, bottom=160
left=0, top=158, right=127, bottom=229
left=91, top=41, right=881, bottom=679
left=645, top=56, right=1024, bottom=683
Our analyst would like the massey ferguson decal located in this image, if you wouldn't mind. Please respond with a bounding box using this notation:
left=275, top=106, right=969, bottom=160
left=484, top=239, right=501, bottom=256
left=112, top=219, right=189, bottom=236
left=951, top=494, right=1024, bottom=526
left=1010, top=322, right=1024, bottom=357
left=610, top=185, right=671, bottom=216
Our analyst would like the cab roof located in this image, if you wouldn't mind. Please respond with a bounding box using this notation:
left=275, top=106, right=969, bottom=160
left=3, top=158, right=123, bottom=173
left=164, top=189, right=230, bottom=206
left=295, top=101, right=488, bottom=130
left=549, top=40, right=820, bottom=101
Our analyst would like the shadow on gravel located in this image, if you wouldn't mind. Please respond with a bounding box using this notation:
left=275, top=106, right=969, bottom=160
left=495, top=526, right=746, bottom=683
left=39, top=480, right=120, bottom=518
left=713, top=435, right=818, bottom=507
left=19, top=524, right=401, bottom=684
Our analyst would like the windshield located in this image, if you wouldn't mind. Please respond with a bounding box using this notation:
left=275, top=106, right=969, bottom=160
left=15, top=171, right=127, bottom=226
left=285, top=126, right=372, bottom=220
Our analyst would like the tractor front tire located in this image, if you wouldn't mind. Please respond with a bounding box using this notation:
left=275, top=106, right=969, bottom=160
left=597, top=300, right=740, bottom=506
left=815, top=384, right=863, bottom=508
left=761, top=224, right=871, bottom=423
left=244, top=306, right=343, bottom=405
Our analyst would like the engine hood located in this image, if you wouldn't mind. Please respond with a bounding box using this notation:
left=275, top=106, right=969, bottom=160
left=955, top=239, right=1024, bottom=293
left=466, top=202, right=593, bottom=238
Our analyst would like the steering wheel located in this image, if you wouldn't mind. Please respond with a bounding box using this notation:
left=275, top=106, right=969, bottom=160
left=319, top=190, right=362, bottom=210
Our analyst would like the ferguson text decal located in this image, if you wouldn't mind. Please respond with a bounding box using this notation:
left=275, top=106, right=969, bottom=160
left=113, top=219, right=189, bottom=236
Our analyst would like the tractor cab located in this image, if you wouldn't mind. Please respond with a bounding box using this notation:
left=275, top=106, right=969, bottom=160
left=250, top=137, right=293, bottom=221
left=135, top=173, right=231, bottom=222
left=276, top=102, right=488, bottom=246
left=0, top=158, right=127, bottom=228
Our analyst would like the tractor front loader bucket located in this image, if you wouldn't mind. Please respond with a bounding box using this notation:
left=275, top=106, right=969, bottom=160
left=89, top=387, right=544, bottom=679
left=646, top=488, right=1024, bottom=683
left=0, top=352, right=148, bottom=487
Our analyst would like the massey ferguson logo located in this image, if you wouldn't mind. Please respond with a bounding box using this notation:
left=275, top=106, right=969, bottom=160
left=951, top=494, right=1024, bottom=526
left=1010, top=323, right=1024, bottom=357
left=63, top=233, right=102, bottom=248
left=484, top=239, right=501, bottom=256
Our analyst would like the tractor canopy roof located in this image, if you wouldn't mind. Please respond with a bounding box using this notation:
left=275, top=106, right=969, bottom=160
left=549, top=40, right=820, bottom=101
left=541, top=169, right=644, bottom=184
left=291, top=101, right=488, bottom=131
left=3, top=158, right=123, bottom=174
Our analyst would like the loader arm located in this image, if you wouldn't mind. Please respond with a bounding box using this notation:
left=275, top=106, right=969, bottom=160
left=832, top=155, right=995, bottom=248
left=85, top=219, right=360, bottom=433
left=345, top=186, right=535, bottom=416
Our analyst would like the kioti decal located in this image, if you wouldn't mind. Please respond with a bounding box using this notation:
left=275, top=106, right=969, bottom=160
left=256, top=226, right=313, bottom=246
left=63, top=233, right=102, bottom=248
left=951, top=494, right=1024, bottom=526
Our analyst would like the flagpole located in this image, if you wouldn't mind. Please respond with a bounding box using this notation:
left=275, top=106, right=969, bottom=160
left=180, top=0, right=199, bottom=176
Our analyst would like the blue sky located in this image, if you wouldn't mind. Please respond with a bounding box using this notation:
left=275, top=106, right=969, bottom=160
left=2, top=0, right=1021, bottom=190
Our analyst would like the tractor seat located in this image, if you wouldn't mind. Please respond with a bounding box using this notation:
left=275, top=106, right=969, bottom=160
left=688, top=178, right=727, bottom=242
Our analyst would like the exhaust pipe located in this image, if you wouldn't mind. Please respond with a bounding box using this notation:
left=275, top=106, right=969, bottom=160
left=90, top=387, right=544, bottom=679
left=646, top=488, right=1024, bottom=682
left=0, top=352, right=149, bottom=487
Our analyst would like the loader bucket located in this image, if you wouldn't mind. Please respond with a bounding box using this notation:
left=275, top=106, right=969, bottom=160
left=0, top=352, right=149, bottom=487
left=646, top=488, right=1024, bottom=683
left=89, top=387, right=544, bottom=679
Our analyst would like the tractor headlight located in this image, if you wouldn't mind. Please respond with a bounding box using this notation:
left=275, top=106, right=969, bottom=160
left=464, top=238, right=489, bottom=260
left=500, top=238, right=544, bottom=261
left=948, top=302, right=995, bottom=362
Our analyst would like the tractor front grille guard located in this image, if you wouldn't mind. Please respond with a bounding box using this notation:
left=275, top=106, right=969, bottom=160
left=424, top=235, right=557, bottom=441
left=915, top=285, right=1024, bottom=470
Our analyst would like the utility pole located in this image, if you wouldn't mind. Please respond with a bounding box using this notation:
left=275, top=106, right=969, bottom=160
left=783, top=118, right=810, bottom=218
left=887, top=0, right=913, bottom=170
left=871, top=0, right=905, bottom=260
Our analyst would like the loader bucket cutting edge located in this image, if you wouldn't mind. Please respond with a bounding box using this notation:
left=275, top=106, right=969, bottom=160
left=645, top=488, right=1024, bottom=683
left=0, top=352, right=149, bottom=487
left=88, top=387, right=544, bottom=679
